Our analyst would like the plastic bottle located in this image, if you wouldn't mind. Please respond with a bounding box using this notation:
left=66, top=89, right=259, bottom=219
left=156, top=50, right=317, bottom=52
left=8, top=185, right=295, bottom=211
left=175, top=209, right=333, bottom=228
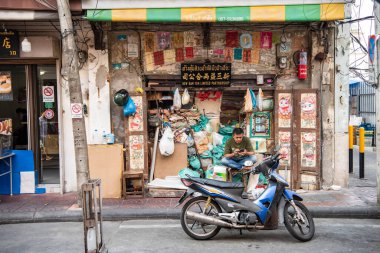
left=87, top=227, right=97, bottom=251
left=93, top=129, right=99, bottom=144
left=102, top=130, right=107, bottom=144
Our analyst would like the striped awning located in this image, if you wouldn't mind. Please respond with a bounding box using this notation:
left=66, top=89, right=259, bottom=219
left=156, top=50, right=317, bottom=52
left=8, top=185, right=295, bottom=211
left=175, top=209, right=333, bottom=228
left=86, top=4, right=346, bottom=22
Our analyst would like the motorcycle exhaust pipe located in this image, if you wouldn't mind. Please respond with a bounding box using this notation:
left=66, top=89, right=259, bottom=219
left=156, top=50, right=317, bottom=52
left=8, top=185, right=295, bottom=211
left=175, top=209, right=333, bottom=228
left=186, top=211, right=264, bottom=229
left=186, top=211, right=234, bottom=228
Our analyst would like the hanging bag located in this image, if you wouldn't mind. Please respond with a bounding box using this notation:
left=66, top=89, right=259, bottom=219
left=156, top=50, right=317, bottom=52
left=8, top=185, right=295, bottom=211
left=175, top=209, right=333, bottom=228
left=123, top=97, right=136, bottom=116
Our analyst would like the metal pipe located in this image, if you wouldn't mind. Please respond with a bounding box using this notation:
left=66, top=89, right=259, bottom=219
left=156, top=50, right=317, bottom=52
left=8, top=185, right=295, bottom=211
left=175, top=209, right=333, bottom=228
left=359, top=127, right=365, bottom=179
left=186, top=211, right=261, bottom=229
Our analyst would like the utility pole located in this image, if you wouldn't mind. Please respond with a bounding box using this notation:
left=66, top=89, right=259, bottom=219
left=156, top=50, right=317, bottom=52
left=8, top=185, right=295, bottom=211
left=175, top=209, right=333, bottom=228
left=374, top=0, right=380, bottom=205
left=56, top=0, right=89, bottom=205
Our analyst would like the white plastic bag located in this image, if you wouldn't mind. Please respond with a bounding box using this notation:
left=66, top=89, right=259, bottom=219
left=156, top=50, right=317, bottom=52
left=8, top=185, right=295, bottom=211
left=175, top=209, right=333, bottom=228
left=182, top=88, right=190, bottom=105
left=159, top=127, right=175, bottom=156
left=257, top=88, right=264, bottom=111
left=212, top=132, right=224, bottom=146
left=173, top=88, right=181, bottom=109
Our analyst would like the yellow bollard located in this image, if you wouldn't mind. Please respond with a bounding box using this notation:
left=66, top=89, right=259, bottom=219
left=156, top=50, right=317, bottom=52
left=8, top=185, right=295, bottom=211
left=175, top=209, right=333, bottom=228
left=349, top=125, right=353, bottom=173
left=359, top=127, right=365, bottom=178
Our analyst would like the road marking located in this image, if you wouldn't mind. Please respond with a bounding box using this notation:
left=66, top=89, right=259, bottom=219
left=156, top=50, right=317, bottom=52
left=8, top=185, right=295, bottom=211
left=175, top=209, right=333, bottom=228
left=120, top=224, right=182, bottom=229
left=317, top=223, right=380, bottom=228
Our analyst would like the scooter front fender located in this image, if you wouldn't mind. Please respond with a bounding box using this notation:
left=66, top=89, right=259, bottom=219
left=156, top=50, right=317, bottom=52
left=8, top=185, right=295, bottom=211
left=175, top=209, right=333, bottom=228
left=283, top=189, right=303, bottom=201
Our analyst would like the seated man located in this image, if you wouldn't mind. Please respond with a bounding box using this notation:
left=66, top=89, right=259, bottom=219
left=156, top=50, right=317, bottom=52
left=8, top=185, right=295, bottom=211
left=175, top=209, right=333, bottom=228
left=221, top=128, right=257, bottom=170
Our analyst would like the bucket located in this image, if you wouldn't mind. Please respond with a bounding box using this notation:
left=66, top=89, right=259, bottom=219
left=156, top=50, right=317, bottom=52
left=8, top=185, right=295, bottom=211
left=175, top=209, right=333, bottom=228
left=213, top=165, right=227, bottom=181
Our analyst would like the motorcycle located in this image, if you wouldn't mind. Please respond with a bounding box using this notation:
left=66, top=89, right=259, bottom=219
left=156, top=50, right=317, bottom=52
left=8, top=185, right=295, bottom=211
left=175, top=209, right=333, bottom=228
left=176, top=149, right=315, bottom=241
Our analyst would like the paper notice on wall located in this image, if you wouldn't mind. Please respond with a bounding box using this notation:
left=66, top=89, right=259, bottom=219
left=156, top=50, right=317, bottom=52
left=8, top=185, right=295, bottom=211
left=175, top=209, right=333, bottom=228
left=20, top=171, right=35, bottom=194
left=175, top=48, right=184, bottom=62
left=172, top=32, right=184, bottom=48
left=226, top=30, right=239, bottom=47
left=301, top=132, right=317, bottom=167
left=164, top=49, right=176, bottom=64
left=300, top=93, right=317, bottom=129
left=252, top=32, right=261, bottom=49
left=185, top=47, right=194, bottom=59
left=145, top=52, right=154, bottom=71
left=278, top=131, right=291, bottom=166
left=143, top=32, right=155, bottom=52
left=153, top=51, right=165, bottom=66
left=278, top=93, right=292, bottom=128
left=129, top=135, right=145, bottom=170
left=261, top=32, right=272, bottom=49
left=243, top=49, right=251, bottom=63
left=224, top=47, right=233, bottom=62
left=129, top=96, right=144, bottom=132
left=184, top=31, right=195, bottom=47
left=251, top=49, right=260, bottom=64
left=128, top=44, right=139, bottom=58
left=156, top=32, right=171, bottom=50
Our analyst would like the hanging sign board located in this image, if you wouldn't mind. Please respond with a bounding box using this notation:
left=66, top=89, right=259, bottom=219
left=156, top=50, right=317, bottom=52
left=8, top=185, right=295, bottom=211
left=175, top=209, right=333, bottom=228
left=71, top=103, right=83, bottom=118
left=181, top=63, right=231, bottom=86
left=0, top=30, right=19, bottom=58
left=42, top=86, right=55, bottom=102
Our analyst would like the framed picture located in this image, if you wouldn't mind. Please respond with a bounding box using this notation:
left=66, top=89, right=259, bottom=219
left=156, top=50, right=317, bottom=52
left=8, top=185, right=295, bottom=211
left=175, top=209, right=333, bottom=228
left=250, top=112, right=270, bottom=138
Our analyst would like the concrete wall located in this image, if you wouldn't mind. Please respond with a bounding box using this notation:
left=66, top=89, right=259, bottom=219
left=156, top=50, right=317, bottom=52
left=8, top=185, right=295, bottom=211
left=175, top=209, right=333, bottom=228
left=61, top=21, right=110, bottom=192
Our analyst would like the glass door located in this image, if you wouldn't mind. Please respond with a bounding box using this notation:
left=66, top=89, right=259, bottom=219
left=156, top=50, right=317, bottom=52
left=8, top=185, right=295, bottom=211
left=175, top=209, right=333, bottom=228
left=36, top=65, right=60, bottom=184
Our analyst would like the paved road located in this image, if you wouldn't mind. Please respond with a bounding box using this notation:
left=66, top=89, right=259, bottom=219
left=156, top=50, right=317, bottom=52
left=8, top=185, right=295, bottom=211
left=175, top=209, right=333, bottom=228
left=1, top=219, right=379, bottom=253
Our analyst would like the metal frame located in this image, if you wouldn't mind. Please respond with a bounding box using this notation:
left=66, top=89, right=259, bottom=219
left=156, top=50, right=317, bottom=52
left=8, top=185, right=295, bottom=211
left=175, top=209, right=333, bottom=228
left=0, top=152, right=14, bottom=195
left=82, top=179, right=108, bottom=253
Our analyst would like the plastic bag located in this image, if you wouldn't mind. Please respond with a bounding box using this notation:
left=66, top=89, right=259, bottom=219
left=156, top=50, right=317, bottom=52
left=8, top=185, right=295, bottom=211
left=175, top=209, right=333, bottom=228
left=123, top=97, right=136, bottom=116
left=173, top=88, right=181, bottom=110
left=244, top=88, right=253, bottom=113
left=189, top=156, right=201, bottom=170
left=181, top=88, right=190, bottom=105
left=212, top=132, right=224, bottom=146
left=159, top=127, right=175, bottom=156
left=257, top=88, right=264, bottom=111
left=178, top=168, right=200, bottom=178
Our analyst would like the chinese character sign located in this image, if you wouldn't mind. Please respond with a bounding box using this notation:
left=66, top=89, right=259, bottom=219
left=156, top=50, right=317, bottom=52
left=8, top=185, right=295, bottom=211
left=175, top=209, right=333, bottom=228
left=0, top=30, right=19, bottom=58
left=181, top=63, right=231, bottom=86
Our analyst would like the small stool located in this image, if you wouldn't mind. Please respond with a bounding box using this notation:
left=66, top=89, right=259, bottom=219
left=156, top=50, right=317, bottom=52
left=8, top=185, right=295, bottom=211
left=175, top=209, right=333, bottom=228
left=122, top=172, right=145, bottom=198
left=227, top=167, right=252, bottom=191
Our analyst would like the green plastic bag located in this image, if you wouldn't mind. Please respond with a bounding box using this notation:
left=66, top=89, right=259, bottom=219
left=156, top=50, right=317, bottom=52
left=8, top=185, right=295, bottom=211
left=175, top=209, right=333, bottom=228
left=189, top=156, right=201, bottom=170
left=178, top=168, right=200, bottom=178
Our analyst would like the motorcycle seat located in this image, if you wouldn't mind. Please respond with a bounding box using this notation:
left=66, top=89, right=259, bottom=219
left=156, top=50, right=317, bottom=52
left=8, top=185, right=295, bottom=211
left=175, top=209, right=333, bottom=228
left=188, top=177, right=244, bottom=189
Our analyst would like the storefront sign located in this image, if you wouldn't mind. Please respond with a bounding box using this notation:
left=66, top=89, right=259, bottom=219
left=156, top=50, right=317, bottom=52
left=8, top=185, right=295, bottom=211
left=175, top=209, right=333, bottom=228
left=0, top=30, right=19, bottom=58
left=71, top=103, right=83, bottom=118
left=42, top=86, right=55, bottom=102
left=181, top=63, right=231, bottom=86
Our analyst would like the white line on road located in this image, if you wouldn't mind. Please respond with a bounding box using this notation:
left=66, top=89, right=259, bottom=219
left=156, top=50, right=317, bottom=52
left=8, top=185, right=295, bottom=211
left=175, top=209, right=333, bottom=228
left=120, top=224, right=182, bottom=229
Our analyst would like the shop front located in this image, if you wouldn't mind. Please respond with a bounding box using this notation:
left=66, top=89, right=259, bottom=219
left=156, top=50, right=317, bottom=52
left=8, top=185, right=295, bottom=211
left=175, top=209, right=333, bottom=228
left=0, top=27, right=61, bottom=194
left=83, top=1, right=349, bottom=197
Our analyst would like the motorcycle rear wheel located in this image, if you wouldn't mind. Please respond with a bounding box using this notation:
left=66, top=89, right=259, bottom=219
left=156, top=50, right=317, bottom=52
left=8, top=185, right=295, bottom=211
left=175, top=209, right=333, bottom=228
left=180, top=196, right=222, bottom=240
left=284, top=200, right=315, bottom=242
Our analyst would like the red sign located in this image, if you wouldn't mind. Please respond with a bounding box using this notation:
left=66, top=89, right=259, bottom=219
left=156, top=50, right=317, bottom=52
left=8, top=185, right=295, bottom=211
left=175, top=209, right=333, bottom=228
left=44, top=109, right=54, bottom=120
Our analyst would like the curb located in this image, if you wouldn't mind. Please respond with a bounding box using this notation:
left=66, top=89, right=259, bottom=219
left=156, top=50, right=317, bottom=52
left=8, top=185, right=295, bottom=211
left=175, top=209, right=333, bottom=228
left=0, top=207, right=379, bottom=225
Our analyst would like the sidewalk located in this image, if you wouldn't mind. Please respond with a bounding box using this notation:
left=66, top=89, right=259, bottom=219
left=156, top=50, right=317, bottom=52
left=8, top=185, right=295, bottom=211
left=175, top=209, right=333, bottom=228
left=0, top=175, right=379, bottom=224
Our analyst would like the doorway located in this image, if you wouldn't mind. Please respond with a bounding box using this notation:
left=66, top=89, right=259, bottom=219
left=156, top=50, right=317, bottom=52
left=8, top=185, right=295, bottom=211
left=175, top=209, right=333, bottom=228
left=0, top=63, right=60, bottom=184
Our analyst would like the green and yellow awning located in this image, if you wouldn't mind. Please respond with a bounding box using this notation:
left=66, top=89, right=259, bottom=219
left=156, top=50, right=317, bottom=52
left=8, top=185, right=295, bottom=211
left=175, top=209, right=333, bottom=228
left=86, top=4, right=346, bottom=22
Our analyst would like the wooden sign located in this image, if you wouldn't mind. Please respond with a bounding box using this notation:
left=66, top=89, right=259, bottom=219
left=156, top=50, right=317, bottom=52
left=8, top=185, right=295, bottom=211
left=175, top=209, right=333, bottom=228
left=181, top=63, right=231, bottom=86
left=0, top=30, right=19, bottom=58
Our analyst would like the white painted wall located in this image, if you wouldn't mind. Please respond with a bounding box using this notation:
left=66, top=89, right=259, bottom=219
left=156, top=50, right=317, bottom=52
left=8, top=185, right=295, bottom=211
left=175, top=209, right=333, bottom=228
left=61, top=21, right=110, bottom=192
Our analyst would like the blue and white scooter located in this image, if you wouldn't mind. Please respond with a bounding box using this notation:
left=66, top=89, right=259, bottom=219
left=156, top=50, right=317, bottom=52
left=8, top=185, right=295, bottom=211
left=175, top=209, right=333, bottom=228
left=177, top=148, right=315, bottom=241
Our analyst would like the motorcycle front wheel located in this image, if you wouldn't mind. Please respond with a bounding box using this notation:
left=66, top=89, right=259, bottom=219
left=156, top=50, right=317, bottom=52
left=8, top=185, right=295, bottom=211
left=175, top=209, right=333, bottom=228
left=284, top=200, right=315, bottom=242
left=180, top=196, right=222, bottom=240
